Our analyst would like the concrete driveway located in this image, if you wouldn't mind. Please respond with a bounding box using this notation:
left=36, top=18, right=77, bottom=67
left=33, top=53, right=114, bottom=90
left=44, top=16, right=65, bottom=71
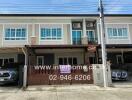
left=0, top=85, right=20, bottom=93
left=0, top=85, right=132, bottom=100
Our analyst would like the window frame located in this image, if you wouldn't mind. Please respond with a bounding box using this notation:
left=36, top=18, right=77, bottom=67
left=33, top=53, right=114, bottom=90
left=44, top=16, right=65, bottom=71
left=37, top=56, right=44, bottom=66
left=58, top=57, right=78, bottom=65
left=107, top=27, right=128, bottom=39
left=86, top=30, right=96, bottom=41
left=4, top=28, right=27, bottom=40
left=116, top=55, right=123, bottom=64
left=72, top=30, right=82, bottom=44
left=0, top=58, right=15, bottom=66
left=40, top=26, right=63, bottom=40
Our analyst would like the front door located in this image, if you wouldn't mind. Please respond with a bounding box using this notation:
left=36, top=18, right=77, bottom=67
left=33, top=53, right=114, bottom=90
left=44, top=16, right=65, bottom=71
left=44, top=54, right=54, bottom=65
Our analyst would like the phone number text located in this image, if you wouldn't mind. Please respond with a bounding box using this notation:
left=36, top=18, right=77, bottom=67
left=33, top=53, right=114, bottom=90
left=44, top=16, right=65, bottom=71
left=49, top=75, right=91, bottom=81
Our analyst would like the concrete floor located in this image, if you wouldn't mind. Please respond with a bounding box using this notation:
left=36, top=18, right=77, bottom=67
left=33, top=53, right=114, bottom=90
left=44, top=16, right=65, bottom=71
left=0, top=85, right=132, bottom=100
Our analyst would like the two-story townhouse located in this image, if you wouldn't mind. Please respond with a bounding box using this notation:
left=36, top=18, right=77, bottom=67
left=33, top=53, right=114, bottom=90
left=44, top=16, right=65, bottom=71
left=0, top=14, right=132, bottom=85
left=0, top=15, right=99, bottom=85
left=97, top=16, right=132, bottom=82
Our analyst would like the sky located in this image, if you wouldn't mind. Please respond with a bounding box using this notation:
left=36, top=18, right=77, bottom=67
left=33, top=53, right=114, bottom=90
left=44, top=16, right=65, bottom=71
left=0, top=0, right=131, bottom=14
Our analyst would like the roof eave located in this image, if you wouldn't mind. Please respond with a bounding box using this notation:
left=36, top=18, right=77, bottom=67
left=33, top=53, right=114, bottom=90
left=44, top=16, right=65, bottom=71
left=0, top=14, right=132, bottom=17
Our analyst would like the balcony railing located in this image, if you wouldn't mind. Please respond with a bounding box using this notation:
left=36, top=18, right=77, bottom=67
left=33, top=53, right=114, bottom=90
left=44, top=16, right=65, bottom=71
left=72, top=37, right=98, bottom=45
left=88, top=38, right=98, bottom=45
left=72, top=38, right=82, bottom=45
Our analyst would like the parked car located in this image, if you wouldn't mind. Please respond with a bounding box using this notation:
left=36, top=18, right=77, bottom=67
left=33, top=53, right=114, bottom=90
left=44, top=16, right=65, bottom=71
left=0, top=63, right=19, bottom=85
left=111, top=69, right=128, bottom=81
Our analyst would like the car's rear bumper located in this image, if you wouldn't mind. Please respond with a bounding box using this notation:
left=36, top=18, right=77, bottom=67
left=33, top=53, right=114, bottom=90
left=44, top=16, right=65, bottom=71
left=112, top=77, right=128, bottom=81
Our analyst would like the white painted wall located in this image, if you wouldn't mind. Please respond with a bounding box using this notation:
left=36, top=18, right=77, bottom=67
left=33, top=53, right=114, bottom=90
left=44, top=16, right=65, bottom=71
left=0, top=53, right=18, bottom=62
left=35, top=49, right=84, bottom=65
left=92, top=64, right=112, bottom=86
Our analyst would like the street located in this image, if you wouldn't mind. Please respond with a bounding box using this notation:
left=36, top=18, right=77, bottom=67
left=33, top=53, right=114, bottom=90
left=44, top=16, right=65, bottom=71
left=0, top=85, right=132, bottom=100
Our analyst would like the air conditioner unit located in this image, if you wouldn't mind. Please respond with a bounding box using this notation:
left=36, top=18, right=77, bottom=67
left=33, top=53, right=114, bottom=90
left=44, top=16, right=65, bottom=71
left=86, top=21, right=95, bottom=29
left=72, top=22, right=82, bottom=30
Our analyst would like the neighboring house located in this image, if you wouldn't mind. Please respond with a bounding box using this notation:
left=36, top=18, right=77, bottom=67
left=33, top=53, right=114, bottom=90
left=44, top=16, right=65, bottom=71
left=0, top=14, right=132, bottom=85
left=98, top=17, right=132, bottom=65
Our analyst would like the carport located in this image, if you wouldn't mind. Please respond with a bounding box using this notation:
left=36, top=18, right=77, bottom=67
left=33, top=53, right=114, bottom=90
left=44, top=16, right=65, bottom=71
left=0, top=47, right=25, bottom=87
left=23, top=45, right=98, bottom=86
left=106, top=45, right=132, bottom=84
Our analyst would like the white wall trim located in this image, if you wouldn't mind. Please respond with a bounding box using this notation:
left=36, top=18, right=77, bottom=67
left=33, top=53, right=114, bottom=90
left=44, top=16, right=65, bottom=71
left=26, top=24, right=29, bottom=44
left=0, top=23, right=71, bottom=24
left=97, top=23, right=100, bottom=44
left=83, top=18, right=87, bottom=37
left=97, top=23, right=132, bottom=25
left=62, top=24, right=64, bottom=42
left=32, top=24, right=35, bottom=37
left=127, top=24, right=131, bottom=44
left=38, top=24, right=40, bottom=45
left=70, top=23, right=72, bottom=44
left=105, top=25, right=108, bottom=44
left=2, top=24, right=4, bottom=47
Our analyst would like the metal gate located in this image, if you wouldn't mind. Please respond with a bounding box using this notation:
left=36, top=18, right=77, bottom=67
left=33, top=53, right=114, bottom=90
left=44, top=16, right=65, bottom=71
left=27, top=65, right=93, bottom=85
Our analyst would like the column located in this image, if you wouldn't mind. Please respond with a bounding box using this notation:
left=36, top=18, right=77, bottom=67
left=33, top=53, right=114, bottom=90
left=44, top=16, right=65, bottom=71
left=82, top=18, right=88, bottom=44
left=31, top=24, right=37, bottom=45
left=23, top=47, right=28, bottom=89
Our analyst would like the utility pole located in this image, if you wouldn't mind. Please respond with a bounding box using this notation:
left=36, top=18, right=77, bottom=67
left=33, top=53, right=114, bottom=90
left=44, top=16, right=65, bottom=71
left=98, top=0, right=108, bottom=87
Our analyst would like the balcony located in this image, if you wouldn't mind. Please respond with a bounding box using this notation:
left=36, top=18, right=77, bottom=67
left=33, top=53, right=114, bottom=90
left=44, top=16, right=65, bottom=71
left=72, top=37, right=98, bottom=45
left=88, top=38, right=98, bottom=45
left=72, top=38, right=82, bottom=45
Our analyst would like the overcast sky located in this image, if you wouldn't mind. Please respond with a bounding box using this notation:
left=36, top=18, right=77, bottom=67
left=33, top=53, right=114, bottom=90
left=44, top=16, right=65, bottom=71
left=0, top=0, right=131, bottom=14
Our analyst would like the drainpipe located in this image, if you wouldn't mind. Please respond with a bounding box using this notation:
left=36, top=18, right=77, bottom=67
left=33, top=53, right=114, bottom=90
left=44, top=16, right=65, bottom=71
left=22, top=47, right=28, bottom=89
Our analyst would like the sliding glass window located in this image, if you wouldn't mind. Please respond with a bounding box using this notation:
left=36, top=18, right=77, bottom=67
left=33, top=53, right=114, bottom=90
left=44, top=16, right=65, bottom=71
left=41, top=28, right=62, bottom=40
left=107, top=28, right=128, bottom=39
left=5, top=28, right=26, bottom=40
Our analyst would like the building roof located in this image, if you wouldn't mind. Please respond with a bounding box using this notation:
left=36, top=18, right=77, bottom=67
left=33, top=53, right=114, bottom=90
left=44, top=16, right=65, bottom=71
left=0, top=0, right=131, bottom=15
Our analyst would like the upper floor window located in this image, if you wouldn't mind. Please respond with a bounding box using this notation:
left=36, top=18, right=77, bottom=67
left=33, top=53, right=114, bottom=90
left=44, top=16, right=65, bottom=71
left=72, top=30, right=82, bottom=45
left=41, top=28, right=62, bottom=40
left=107, top=28, right=128, bottom=39
left=72, top=21, right=82, bottom=45
left=5, top=28, right=26, bottom=40
left=86, top=30, right=95, bottom=41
